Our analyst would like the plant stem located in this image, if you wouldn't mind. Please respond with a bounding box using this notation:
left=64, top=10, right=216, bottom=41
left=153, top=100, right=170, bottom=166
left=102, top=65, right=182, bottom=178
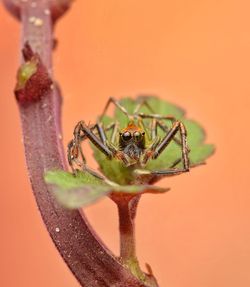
left=119, top=198, right=146, bottom=281
left=118, top=196, right=137, bottom=261
left=3, top=0, right=150, bottom=286
left=111, top=194, right=159, bottom=287
left=112, top=195, right=145, bottom=281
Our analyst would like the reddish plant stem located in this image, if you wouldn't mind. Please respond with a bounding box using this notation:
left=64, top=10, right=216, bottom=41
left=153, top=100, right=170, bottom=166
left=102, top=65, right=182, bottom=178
left=117, top=196, right=146, bottom=281
left=3, top=0, right=149, bottom=286
left=112, top=194, right=159, bottom=287
left=117, top=196, right=139, bottom=261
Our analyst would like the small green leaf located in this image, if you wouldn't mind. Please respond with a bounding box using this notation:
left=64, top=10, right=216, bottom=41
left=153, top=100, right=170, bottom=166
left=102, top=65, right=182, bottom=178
left=45, top=170, right=168, bottom=209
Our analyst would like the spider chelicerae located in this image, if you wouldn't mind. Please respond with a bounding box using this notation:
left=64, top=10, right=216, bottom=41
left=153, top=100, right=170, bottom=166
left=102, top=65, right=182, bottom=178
left=67, top=97, right=190, bottom=181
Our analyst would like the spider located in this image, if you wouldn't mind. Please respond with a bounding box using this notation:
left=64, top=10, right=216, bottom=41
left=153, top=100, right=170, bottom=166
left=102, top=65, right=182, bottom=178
left=67, top=97, right=190, bottom=181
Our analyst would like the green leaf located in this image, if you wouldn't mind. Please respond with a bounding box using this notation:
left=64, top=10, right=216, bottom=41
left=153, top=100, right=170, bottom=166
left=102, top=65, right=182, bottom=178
left=93, top=96, right=215, bottom=183
left=45, top=170, right=168, bottom=209
left=189, top=144, right=215, bottom=164
left=45, top=170, right=109, bottom=208
left=45, top=169, right=104, bottom=188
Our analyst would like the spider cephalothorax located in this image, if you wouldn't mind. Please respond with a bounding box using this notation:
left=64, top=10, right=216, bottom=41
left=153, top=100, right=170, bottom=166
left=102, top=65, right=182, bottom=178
left=119, top=122, right=146, bottom=162
left=68, top=97, right=190, bottom=180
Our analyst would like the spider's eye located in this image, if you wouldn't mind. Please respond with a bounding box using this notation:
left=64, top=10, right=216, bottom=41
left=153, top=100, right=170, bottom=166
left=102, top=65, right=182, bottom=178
left=133, top=131, right=142, bottom=141
left=122, top=131, right=132, bottom=141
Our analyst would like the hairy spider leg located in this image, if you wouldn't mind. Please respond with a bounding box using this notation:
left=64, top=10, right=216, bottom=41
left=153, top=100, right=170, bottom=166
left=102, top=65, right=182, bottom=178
left=67, top=123, right=101, bottom=169
left=155, top=119, right=191, bottom=170
left=74, top=121, right=112, bottom=157
left=68, top=123, right=101, bottom=170
left=139, top=120, right=189, bottom=176
left=169, top=158, right=183, bottom=169
left=98, top=97, right=154, bottom=145
left=100, top=96, right=159, bottom=124
left=134, top=98, right=165, bottom=144
left=131, top=97, right=158, bottom=142
left=68, top=120, right=119, bottom=168
left=133, top=96, right=155, bottom=114
left=168, top=155, right=204, bottom=170
left=150, top=118, right=157, bottom=140
left=77, top=121, right=118, bottom=143
left=135, top=168, right=188, bottom=176
left=92, top=121, right=120, bottom=148
left=156, top=121, right=189, bottom=173
left=138, top=113, right=190, bottom=152
left=68, top=139, right=86, bottom=169
left=68, top=121, right=114, bottom=177
left=138, top=112, right=176, bottom=121
left=131, top=98, right=185, bottom=148
left=99, top=97, right=160, bottom=129
left=108, top=121, right=119, bottom=144
left=99, top=97, right=131, bottom=122
left=138, top=112, right=177, bottom=143
left=155, top=119, right=191, bottom=153
left=138, top=113, right=186, bottom=155
left=68, top=137, right=105, bottom=180
left=69, top=119, right=131, bottom=173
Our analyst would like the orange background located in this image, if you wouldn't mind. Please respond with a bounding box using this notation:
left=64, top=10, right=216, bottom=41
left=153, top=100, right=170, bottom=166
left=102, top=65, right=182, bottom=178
left=0, top=1, right=250, bottom=286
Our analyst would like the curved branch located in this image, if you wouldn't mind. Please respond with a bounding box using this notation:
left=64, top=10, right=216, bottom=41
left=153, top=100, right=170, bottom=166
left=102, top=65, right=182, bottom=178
left=3, top=0, right=149, bottom=286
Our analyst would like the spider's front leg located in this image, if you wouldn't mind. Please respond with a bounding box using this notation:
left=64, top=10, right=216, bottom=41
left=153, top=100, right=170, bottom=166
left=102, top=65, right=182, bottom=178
left=138, top=120, right=190, bottom=176
left=67, top=139, right=86, bottom=172
left=67, top=121, right=115, bottom=179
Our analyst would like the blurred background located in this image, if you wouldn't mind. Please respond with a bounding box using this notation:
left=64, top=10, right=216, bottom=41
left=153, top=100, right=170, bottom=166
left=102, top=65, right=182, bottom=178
left=0, top=1, right=250, bottom=286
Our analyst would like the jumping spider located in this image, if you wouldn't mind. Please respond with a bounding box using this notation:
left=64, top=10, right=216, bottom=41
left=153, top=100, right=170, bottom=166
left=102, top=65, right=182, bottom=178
left=68, top=97, right=190, bottom=181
